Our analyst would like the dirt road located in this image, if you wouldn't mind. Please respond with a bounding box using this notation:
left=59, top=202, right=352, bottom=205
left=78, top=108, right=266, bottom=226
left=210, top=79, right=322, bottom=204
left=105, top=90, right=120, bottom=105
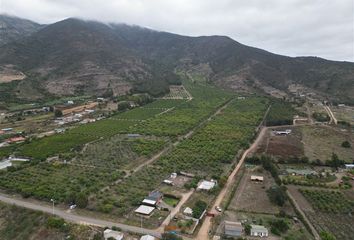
left=196, top=127, right=268, bottom=240
left=157, top=190, right=194, bottom=232
left=324, top=105, right=338, bottom=125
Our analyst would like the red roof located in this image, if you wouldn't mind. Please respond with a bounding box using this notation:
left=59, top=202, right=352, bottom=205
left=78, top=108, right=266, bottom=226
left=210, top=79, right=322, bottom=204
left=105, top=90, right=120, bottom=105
left=7, top=136, right=25, bottom=143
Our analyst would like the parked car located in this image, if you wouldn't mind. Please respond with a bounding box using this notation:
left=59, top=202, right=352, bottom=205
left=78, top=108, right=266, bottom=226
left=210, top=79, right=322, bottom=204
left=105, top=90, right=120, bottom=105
left=69, top=204, right=77, bottom=210
left=215, top=206, right=222, bottom=212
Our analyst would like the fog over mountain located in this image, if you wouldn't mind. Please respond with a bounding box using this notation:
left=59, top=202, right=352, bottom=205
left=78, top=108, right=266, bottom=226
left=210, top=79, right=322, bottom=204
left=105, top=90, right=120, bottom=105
left=1, top=0, right=353, bottom=62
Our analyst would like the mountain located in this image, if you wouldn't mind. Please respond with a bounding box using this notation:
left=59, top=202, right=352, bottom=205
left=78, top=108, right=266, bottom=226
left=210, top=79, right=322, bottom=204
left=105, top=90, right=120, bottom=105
left=0, top=15, right=353, bottom=103
left=0, top=14, right=42, bottom=46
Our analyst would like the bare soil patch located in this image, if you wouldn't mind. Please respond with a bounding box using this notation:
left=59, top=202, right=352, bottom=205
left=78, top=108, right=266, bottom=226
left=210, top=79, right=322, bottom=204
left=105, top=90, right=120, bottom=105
left=229, top=167, right=293, bottom=215
left=256, top=128, right=304, bottom=158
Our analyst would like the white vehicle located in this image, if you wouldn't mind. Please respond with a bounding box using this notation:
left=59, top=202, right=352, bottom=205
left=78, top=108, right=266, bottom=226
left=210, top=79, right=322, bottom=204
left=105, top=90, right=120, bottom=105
left=215, top=206, right=222, bottom=212
left=69, top=204, right=77, bottom=210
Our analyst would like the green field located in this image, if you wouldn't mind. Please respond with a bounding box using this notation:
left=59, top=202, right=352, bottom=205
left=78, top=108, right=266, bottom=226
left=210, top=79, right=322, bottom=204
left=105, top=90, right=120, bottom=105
left=73, top=135, right=167, bottom=169
left=0, top=163, right=124, bottom=202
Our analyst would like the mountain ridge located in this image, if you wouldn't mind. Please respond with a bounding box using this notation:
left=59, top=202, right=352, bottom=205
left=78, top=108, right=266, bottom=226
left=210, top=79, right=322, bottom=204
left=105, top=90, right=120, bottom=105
left=0, top=15, right=353, bottom=103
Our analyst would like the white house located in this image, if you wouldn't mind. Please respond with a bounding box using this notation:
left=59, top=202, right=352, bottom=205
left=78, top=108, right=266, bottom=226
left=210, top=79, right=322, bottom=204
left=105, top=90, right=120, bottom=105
left=103, top=229, right=124, bottom=240
left=135, top=205, right=155, bottom=216
left=250, top=225, right=268, bottom=237
left=197, top=180, right=217, bottom=191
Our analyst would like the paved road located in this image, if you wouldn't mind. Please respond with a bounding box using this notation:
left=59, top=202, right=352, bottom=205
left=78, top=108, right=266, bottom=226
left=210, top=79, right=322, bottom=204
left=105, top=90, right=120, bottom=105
left=196, top=126, right=268, bottom=240
left=0, top=193, right=162, bottom=238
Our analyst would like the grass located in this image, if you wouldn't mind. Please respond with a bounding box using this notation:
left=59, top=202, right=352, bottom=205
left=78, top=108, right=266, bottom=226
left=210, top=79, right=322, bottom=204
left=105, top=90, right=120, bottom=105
left=164, top=196, right=180, bottom=207
left=0, top=201, right=100, bottom=240
left=301, top=125, right=354, bottom=163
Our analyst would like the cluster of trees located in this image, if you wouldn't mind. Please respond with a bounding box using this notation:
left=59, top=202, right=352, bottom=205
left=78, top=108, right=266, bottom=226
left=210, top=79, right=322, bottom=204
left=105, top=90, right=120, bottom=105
left=312, top=112, right=330, bottom=122
left=192, top=200, right=207, bottom=219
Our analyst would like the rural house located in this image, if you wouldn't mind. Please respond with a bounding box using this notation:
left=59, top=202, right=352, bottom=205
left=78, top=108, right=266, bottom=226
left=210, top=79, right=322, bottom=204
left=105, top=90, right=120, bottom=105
left=250, top=225, right=268, bottom=237
left=197, top=180, right=217, bottom=191
left=134, top=205, right=155, bottom=216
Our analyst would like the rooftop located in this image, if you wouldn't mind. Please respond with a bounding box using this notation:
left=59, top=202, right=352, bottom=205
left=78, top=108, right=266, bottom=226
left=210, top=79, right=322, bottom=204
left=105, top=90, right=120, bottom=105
left=135, top=205, right=155, bottom=215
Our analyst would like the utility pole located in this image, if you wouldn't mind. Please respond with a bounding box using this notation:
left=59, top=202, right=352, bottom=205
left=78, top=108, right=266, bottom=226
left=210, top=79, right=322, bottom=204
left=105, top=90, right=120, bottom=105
left=50, top=198, right=55, bottom=215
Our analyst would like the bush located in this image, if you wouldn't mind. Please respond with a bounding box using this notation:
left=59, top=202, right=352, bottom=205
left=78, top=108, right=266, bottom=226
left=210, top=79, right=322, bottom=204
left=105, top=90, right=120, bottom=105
left=76, top=192, right=88, bottom=208
left=192, top=200, right=207, bottom=219
left=341, top=141, right=351, bottom=148
left=320, top=231, right=336, bottom=240
left=270, top=219, right=289, bottom=235
left=54, top=109, right=63, bottom=117
left=47, top=217, right=66, bottom=229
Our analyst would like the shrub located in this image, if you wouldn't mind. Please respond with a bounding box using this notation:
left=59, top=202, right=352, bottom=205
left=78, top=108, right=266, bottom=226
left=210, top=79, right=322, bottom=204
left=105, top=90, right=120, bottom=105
left=270, top=219, right=289, bottom=235
left=341, top=141, right=351, bottom=148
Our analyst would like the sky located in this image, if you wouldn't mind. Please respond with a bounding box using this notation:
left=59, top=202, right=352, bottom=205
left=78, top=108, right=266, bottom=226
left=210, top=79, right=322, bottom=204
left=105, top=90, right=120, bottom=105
left=1, top=0, right=353, bottom=62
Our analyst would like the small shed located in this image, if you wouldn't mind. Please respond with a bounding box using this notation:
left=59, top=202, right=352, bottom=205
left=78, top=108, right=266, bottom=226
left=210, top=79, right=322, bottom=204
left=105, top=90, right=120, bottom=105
left=250, top=224, right=268, bottom=237
left=135, top=205, right=155, bottom=216
left=224, top=221, right=243, bottom=237
left=103, top=229, right=124, bottom=240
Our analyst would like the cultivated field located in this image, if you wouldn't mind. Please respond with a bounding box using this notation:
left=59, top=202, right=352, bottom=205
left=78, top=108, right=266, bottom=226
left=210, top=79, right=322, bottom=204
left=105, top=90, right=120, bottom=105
left=291, top=186, right=354, bottom=240
left=161, top=85, right=192, bottom=99
left=256, top=127, right=304, bottom=159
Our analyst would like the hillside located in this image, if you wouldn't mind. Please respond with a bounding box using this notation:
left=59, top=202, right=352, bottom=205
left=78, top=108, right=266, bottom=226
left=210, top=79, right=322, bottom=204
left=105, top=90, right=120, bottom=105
left=0, top=14, right=42, bottom=46
left=0, top=16, right=353, bottom=103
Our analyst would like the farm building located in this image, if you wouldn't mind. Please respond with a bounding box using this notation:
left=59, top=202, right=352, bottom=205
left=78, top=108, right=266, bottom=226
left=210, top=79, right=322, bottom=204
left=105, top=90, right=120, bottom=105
left=345, top=164, right=354, bottom=169
left=250, top=225, right=268, bottom=237
left=273, top=129, right=292, bottom=135
left=140, top=235, right=156, bottom=240
left=197, top=180, right=217, bottom=191
left=251, top=175, right=264, bottom=182
left=103, top=229, right=124, bottom=240
left=224, top=221, right=243, bottom=237
left=135, top=205, right=155, bottom=216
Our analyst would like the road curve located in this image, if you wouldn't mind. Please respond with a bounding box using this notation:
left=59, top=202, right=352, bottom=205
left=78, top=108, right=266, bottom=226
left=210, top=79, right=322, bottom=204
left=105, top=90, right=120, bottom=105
left=0, top=193, right=161, bottom=238
left=196, top=127, right=267, bottom=240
